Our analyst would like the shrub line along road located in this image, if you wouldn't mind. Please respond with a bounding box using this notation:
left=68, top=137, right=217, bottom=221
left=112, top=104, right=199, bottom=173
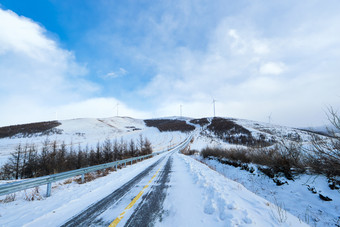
left=61, top=151, right=174, bottom=227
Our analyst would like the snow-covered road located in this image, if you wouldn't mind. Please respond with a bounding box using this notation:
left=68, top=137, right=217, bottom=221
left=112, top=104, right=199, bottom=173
left=1, top=150, right=308, bottom=226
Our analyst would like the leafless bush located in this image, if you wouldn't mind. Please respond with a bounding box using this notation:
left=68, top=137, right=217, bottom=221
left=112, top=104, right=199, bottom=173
left=201, top=147, right=225, bottom=159
left=206, top=118, right=274, bottom=146
left=1, top=193, right=16, bottom=203
left=308, top=107, right=340, bottom=176
left=181, top=148, right=198, bottom=156
left=63, top=178, right=73, bottom=184
left=144, top=119, right=195, bottom=132
left=201, top=141, right=306, bottom=179
left=270, top=197, right=288, bottom=223
left=24, top=187, right=42, bottom=201
left=190, top=118, right=209, bottom=127
left=0, top=121, right=61, bottom=138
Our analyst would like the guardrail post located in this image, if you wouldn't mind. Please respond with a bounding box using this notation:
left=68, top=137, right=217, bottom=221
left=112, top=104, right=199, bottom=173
left=46, top=182, right=51, bottom=197
left=81, top=174, right=85, bottom=183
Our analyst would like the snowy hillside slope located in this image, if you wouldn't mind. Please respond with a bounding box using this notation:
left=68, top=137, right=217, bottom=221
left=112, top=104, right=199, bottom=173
left=1, top=115, right=335, bottom=166
left=188, top=117, right=328, bottom=152
left=197, top=156, right=340, bottom=226
left=186, top=117, right=340, bottom=226
left=0, top=116, right=330, bottom=166
left=0, top=117, right=188, bottom=165
left=1, top=116, right=337, bottom=226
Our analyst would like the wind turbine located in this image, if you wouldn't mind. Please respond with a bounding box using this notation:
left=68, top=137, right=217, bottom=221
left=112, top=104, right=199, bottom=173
left=268, top=112, right=272, bottom=124
left=213, top=99, right=217, bottom=117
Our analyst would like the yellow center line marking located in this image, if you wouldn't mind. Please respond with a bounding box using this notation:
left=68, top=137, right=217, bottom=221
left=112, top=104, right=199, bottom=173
left=108, top=167, right=162, bottom=227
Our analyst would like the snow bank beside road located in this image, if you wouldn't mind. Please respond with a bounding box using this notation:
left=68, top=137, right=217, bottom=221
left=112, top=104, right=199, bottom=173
left=0, top=153, right=168, bottom=226
left=198, top=156, right=340, bottom=226
left=160, top=153, right=308, bottom=226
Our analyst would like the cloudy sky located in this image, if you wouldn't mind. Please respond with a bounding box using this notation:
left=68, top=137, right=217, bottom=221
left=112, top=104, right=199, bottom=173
left=0, top=0, right=340, bottom=127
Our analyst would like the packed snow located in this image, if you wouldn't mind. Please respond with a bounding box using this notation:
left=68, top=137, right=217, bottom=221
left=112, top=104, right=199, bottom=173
left=159, top=152, right=308, bottom=226
left=195, top=156, right=340, bottom=226
left=1, top=116, right=339, bottom=226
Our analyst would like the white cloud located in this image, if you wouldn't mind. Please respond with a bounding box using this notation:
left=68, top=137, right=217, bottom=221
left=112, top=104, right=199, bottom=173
left=0, top=9, right=142, bottom=126
left=2, top=1, right=340, bottom=128
left=138, top=1, right=340, bottom=127
left=102, top=68, right=127, bottom=79
left=259, top=62, right=285, bottom=75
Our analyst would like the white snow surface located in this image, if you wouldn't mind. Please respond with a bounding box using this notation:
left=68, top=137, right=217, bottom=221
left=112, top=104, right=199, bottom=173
left=0, top=117, right=187, bottom=165
left=0, top=152, right=168, bottom=226
left=0, top=151, right=308, bottom=226
left=1, top=116, right=338, bottom=226
left=159, top=153, right=307, bottom=227
left=196, top=156, right=340, bottom=226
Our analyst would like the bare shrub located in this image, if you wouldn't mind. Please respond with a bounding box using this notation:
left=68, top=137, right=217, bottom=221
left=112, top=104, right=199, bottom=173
left=190, top=118, right=209, bottom=127
left=201, top=141, right=305, bottom=179
left=201, top=147, right=224, bottom=159
left=181, top=148, right=198, bottom=156
left=0, top=121, right=61, bottom=138
left=309, top=107, right=340, bottom=176
left=64, top=178, right=73, bottom=185
left=270, top=197, right=288, bottom=223
left=206, top=118, right=273, bottom=146
left=88, top=173, right=98, bottom=182
left=1, top=193, right=16, bottom=203
left=144, top=119, right=195, bottom=132
left=24, top=187, right=42, bottom=201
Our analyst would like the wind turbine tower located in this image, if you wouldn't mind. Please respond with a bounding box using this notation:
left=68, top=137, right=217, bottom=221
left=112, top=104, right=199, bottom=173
left=268, top=113, right=272, bottom=124
left=213, top=99, right=216, bottom=117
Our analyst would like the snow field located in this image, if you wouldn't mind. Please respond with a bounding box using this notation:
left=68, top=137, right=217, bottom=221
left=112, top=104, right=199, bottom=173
left=199, top=156, right=340, bottom=226
left=0, top=152, right=169, bottom=227
left=0, top=117, right=187, bottom=166
left=159, top=152, right=308, bottom=226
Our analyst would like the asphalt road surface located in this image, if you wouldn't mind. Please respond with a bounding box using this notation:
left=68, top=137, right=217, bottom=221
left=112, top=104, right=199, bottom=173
left=61, top=152, right=173, bottom=227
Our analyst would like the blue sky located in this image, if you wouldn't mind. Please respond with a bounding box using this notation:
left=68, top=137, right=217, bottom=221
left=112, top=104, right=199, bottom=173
left=0, top=0, right=340, bottom=127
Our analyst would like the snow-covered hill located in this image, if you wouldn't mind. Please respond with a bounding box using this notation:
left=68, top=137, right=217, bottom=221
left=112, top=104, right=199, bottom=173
left=0, top=116, right=339, bottom=226
left=0, top=117, right=188, bottom=165
left=0, top=115, right=332, bottom=166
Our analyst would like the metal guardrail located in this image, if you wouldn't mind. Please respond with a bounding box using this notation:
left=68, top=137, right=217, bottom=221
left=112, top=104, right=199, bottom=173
left=0, top=135, right=193, bottom=197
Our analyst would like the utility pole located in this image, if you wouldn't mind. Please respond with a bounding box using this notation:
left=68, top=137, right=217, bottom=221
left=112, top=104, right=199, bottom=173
left=213, top=99, right=216, bottom=117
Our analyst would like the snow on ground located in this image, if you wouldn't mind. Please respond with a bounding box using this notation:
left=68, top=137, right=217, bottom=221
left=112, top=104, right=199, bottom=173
left=0, top=117, right=187, bottom=166
left=1, top=116, right=338, bottom=226
left=159, top=152, right=308, bottom=226
left=0, top=152, right=169, bottom=227
left=195, top=156, right=340, bottom=226
left=190, top=130, right=243, bottom=151
left=1, top=149, right=308, bottom=227
left=187, top=123, right=340, bottom=226
left=233, top=118, right=315, bottom=142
